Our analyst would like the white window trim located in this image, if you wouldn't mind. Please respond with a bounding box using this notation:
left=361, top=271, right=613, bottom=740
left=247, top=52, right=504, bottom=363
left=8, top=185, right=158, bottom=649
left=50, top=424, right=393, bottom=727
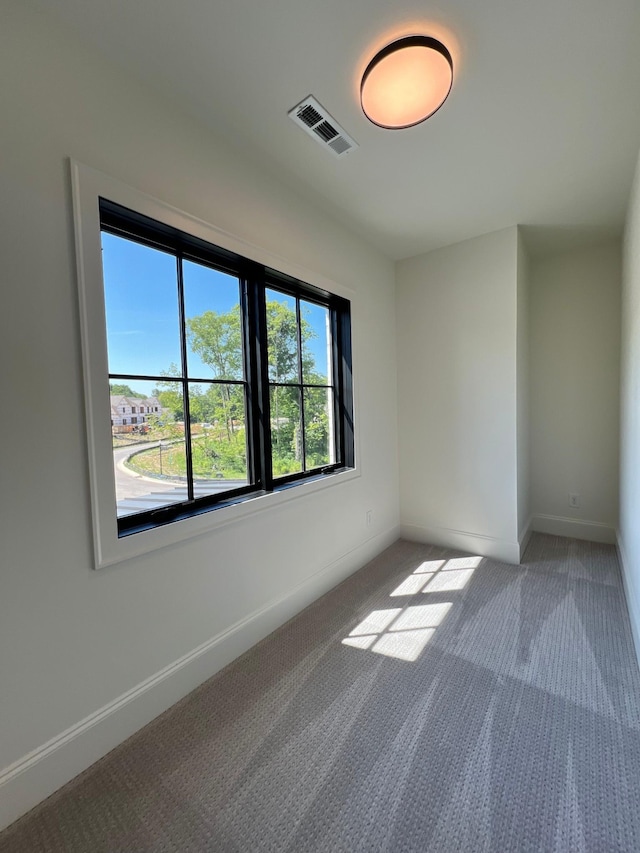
left=71, top=160, right=360, bottom=569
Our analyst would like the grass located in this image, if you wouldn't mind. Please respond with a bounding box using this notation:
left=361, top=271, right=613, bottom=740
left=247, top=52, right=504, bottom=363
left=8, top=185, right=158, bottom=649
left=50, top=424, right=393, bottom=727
left=120, top=427, right=324, bottom=480
left=126, top=434, right=247, bottom=480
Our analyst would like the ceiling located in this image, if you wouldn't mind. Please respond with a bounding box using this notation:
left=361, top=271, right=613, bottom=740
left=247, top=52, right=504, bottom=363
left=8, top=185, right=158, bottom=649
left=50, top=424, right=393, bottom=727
left=33, top=0, right=640, bottom=260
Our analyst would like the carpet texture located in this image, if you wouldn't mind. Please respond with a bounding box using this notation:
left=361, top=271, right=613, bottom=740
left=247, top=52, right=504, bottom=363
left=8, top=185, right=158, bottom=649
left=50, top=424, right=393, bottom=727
left=2, top=533, right=640, bottom=852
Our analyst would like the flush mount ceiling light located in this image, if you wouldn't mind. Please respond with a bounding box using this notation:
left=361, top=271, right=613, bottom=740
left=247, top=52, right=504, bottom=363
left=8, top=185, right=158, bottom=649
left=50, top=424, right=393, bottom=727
left=360, top=35, right=453, bottom=129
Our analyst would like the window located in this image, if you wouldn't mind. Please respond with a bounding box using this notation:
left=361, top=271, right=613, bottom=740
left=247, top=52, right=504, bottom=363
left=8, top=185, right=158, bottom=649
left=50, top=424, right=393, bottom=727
left=72, top=162, right=356, bottom=567
left=100, top=198, right=353, bottom=539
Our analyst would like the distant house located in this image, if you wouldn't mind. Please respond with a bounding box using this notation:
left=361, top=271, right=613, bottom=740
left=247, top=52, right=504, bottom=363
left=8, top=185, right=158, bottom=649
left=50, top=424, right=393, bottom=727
left=110, top=395, right=163, bottom=432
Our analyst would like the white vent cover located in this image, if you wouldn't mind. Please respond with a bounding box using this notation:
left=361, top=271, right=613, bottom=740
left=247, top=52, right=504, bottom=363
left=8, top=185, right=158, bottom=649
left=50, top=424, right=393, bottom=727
left=288, top=96, right=358, bottom=158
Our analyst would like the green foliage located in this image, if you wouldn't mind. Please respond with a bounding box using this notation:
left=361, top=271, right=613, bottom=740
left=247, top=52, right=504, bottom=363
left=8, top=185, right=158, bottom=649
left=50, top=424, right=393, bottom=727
left=187, top=309, right=243, bottom=379
left=304, top=388, right=331, bottom=466
left=270, top=387, right=331, bottom=473
left=266, top=299, right=330, bottom=470
left=150, top=298, right=332, bottom=473
left=145, top=413, right=182, bottom=441
left=129, top=430, right=247, bottom=480
left=266, top=301, right=321, bottom=384
left=193, top=428, right=247, bottom=477
left=152, top=364, right=184, bottom=421
left=110, top=382, right=141, bottom=397
left=267, top=301, right=301, bottom=381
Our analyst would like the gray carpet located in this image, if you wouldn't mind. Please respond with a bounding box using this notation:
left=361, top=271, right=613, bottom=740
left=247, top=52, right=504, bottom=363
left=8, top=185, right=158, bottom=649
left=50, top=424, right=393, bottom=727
left=2, top=533, right=640, bottom=852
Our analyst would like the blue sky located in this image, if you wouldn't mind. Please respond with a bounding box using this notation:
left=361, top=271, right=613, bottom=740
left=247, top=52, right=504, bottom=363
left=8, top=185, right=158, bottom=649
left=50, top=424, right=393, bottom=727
left=102, top=232, right=329, bottom=397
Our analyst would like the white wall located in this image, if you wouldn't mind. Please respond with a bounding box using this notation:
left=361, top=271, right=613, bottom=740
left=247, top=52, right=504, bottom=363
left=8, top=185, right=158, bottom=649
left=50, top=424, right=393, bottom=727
left=517, top=230, right=531, bottom=546
left=620, top=147, right=640, bottom=658
left=396, top=227, right=521, bottom=563
left=0, top=2, right=399, bottom=827
left=529, top=241, right=621, bottom=543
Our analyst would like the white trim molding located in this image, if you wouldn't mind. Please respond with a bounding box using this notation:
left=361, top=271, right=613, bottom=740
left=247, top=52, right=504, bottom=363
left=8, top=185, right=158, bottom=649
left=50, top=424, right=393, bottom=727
left=70, top=159, right=361, bottom=568
left=518, top=515, right=533, bottom=561
left=531, top=514, right=616, bottom=544
left=616, top=532, right=640, bottom=671
left=400, top=523, right=521, bottom=565
left=0, top=525, right=399, bottom=833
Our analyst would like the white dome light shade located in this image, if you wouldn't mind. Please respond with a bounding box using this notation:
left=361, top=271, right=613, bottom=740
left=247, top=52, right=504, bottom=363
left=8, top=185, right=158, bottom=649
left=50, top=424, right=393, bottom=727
left=361, top=36, right=453, bottom=129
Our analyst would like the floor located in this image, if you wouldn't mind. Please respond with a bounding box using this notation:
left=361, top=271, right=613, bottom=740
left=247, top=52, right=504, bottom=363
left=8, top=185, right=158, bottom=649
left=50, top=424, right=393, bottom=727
left=1, top=533, right=639, bottom=852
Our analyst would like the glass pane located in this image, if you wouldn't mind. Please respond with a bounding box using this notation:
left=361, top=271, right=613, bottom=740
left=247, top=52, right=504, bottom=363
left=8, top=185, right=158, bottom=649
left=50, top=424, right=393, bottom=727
left=266, top=288, right=299, bottom=383
left=183, top=260, right=244, bottom=380
left=301, top=300, right=331, bottom=384
left=102, top=232, right=182, bottom=378
left=189, top=383, right=248, bottom=493
left=112, top=382, right=187, bottom=517
left=270, top=385, right=302, bottom=476
left=304, top=387, right=334, bottom=469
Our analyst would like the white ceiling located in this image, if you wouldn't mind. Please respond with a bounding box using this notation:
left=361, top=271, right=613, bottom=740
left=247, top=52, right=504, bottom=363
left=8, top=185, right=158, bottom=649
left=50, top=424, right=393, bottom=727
left=34, top=0, right=640, bottom=259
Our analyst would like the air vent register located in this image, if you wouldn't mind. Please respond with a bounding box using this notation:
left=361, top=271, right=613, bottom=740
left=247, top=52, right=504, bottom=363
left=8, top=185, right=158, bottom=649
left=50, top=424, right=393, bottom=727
left=288, top=96, right=358, bottom=158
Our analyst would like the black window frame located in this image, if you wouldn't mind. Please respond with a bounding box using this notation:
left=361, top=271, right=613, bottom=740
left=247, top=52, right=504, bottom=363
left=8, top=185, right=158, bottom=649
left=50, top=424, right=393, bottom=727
left=100, top=198, right=354, bottom=538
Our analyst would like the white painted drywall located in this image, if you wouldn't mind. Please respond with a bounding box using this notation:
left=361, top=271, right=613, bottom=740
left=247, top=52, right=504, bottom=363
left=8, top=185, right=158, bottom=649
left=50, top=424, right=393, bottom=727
left=529, top=241, right=621, bottom=540
left=0, top=2, right=399, bottom=824
left=396, top=227, right=521, bottom=562
left=517, top=230, right=531, bottom=545
left=620, top=146, right=640, bottom=656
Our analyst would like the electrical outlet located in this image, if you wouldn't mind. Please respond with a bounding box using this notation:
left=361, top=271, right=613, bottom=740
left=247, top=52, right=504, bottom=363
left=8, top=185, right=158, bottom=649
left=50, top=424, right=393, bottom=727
left=568, top=493, right=580, bottom=509
left=366, top=509, right=373, bottom=528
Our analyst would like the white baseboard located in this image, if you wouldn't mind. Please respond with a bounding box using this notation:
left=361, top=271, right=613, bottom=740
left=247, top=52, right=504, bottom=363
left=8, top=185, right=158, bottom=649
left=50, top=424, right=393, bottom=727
left=616, top=532, right=640, bottom=672
left=518, top=516, right=533, bottom=561
left=531, top=514, right=616, bottom=544
left=399, top=523, right=520, bottom=565
left=0, top=524, right=400, bottom=833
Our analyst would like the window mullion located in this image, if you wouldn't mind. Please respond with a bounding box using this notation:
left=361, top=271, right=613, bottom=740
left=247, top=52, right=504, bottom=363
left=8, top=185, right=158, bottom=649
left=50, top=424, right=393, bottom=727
left=176, top=252, right=195, bottom=501
left=337, top=300, right=354, bottom=468
left=295, top=297, right=306, bottom=471
left=245, top=265, right=272, bottom=491
left=329, top=307, right=342, bottom=466
left=241, top=273, right=257, bottom=487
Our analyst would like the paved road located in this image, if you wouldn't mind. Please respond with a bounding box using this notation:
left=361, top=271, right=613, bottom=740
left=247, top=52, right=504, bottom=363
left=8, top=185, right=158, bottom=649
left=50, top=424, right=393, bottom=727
left=113, top=443, right=246, bottom=517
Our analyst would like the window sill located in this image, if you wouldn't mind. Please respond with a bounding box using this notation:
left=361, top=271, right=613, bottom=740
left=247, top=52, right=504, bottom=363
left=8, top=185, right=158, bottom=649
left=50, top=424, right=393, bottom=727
left=97, top=466, right=359, bottom=569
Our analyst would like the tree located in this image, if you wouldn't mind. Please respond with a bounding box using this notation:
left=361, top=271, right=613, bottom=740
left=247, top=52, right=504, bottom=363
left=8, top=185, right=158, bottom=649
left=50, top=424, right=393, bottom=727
left=187, top=310, right=242, bottom=379
left=152, top=364, right=184, bottom=422
left=109, top=382, right=141, bottom=397
left=266, top=300, right=330, bottom=470
left=187, top=309, right=243, bottom=440
left=153, top=299, right=331, bottom=474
